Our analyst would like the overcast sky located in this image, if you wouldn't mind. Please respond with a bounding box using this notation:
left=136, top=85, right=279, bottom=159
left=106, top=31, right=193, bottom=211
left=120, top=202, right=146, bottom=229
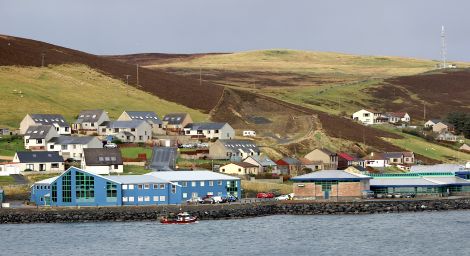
left=1, top=0, right=469, bottom=61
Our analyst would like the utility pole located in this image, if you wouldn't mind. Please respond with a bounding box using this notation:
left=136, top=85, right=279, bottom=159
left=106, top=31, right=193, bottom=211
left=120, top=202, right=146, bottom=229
left=125, top=75, right=131, bottom=96
left=136, top=64, right=139, bottom=86
left=423, top=103, right=426, bottom=120
left=41, top=53, right=45, bottom=67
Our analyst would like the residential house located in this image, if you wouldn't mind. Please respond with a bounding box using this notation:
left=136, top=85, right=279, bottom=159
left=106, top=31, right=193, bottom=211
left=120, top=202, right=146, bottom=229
left=352, top=109, right=387, bottom=125
left=345, top=165, right=368, bottom=175
left=72, top=110, right=110, bottom=134
left=219, top=162, right=259, bottom=175
left=362, top=152, right=389, bottom=168
left=183, top=122, right=235, bottom=140
left=304, top=148, right=338, bottom=169
left=385, top=112, right=410, bottom=124
left=243, top=155, right=278, bottom=174
left=276, top=157, right=302, bottom=176
left=291, top=170, right=371, bottom=200
left=460, top=144, right=470, bottom=152
left=24, top=125, right=59, bottom=151
left=0, top=128, right=12, bottom=136
left=99, top=120, right=152, bottom=143
left=337, top=152, right=355, bottom=170
left=363, top=152, right=415, bottom=168
left=209, top=139, right=260, bottom=161
left=118, top=111, right=164, bottom=135
left=424, top=119, right=441, bottom=129
left=299, top=158, right=324, bottom=172
left=162, top=113, right=193, bottom=133
left=13, top=151, right=64, bottom=172
left=20, top=114, right=71, bottom=135
left=47, top=136, right=102, bottom=161
left=81, top=148, right=123, bottom=175
left=436, top=132, right=458, bottom=142
left=0, top=162, right=21, bottom=176
left=432, top=121, right=455, bottom=134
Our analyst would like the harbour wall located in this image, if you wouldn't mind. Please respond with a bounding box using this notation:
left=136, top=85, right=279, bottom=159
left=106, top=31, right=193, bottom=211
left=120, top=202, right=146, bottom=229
left=2, top=198, right=470, bottom=224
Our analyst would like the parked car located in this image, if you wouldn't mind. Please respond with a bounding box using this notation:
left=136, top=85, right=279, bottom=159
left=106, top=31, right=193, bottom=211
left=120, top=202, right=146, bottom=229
left=275, top=193, right=294, bottom=201
left=104, top=143, right=118, bottom=148
left=211, top=196, right=226, bottom=203
left=186, top=197, right=203, bottom=204
left=226, top=195, right=238, bottom=202
left=257, top=192, right=275, bottom=199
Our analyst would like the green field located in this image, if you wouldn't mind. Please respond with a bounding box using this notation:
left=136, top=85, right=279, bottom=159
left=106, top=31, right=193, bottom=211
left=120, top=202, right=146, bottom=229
left=0, top=176, right=16, bottom=185
left=120, top=147, right=153, bottom=159
left=0, top=64, right=208, bottom=128
left=0, top=136, right=23, bottom=156
left=123, top=165, right=151, bottom=175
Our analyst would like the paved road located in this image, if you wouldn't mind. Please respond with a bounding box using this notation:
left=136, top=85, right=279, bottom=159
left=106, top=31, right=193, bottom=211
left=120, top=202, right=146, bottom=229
left=10, top=174, right=27, bottom=185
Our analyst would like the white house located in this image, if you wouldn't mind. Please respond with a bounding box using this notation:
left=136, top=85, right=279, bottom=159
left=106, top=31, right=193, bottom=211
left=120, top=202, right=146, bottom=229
left=183, top=122, right=235, bottom=140
left=81, top=148, right=123, bottom=175
left=219, top=162, right=259, bottom=175
left=47, top=136, right=102, bottom=161
left=24, top=125, right=59, bottom=151
left=20, top=114, right=71, bottom=135
left=424, top=119, right=441, bottom=129
left=118, top=111, right=164, bottom=135
left=0, top=162, right=21, bottom=176
left=385, top=112, right=411, bottom=124
left=13, top=151, right=65, bottom=172
left=243, top=155, right=278, bottom=174
left=98, top=120, right=152, bottom=143
left=243, top=130, right=256, bottom=137
left=352, top=109, right=387, bottom=125
left=362, top=152, right=389, bottom=168
left=72, top=110, right=110, bottom=135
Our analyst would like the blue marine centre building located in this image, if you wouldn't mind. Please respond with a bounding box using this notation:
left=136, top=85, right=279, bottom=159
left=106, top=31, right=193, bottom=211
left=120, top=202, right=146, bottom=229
left=31, top=167, right=240, bottom=206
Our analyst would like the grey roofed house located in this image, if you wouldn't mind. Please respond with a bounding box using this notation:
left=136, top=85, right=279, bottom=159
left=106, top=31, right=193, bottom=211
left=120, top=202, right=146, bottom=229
left=48, top=136, right=98, bottom=145
left=25, top=125, right=56, bottom=139
left=124, top=111, right=162, bottom=124
left=245, top=155, right=277, bottom=167
left=15, top=151, right=63, bottom=163
left=100, top=120, right=146, bottom=129
left=75, top=110, right=106, bottom=123
left=162, top=113, right=187, bottom=125
left=184, top=122, right=227, bottom=130
left=291, top=170, right=371, bottom=181
left=30, top=114, right=69, bottom=127
left=219, top=139, right=260, bottom=154
left=279, top=157, right=302, bottom=165
left=83, top=148, right=123, bottom=166
left=148, top=147, right=177, bottom=171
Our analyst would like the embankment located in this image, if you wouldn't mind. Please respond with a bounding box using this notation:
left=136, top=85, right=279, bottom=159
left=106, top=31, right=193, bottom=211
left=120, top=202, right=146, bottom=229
left=2, top=198, right=470, bottom=224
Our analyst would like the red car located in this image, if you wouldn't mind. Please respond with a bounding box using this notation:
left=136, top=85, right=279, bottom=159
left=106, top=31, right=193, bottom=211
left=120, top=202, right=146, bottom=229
left=256, top=192, right=275, bottom=198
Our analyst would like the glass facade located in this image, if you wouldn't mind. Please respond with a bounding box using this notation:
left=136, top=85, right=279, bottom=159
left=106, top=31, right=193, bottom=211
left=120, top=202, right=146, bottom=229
left=314, top=181, right=339, bottom=191
left=62, top=172, right=72, bottom=203
left=75, top=171, right=95, bottom=202
left=51, top=182, right=57, bottom=202
left=106, top=182, right=117, bottom=202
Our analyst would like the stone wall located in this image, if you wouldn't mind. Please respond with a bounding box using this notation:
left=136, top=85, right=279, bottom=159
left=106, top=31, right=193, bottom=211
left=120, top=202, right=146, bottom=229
left=2, top=198, right=470, bottom=224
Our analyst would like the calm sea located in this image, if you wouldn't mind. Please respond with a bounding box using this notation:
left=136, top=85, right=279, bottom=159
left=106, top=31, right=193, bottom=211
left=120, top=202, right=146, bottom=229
left=1, top=211, right=470, bottom=256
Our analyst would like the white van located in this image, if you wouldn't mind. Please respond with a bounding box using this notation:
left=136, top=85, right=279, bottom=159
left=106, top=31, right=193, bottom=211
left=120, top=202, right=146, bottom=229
left=243, top=130, right=256, bottom=137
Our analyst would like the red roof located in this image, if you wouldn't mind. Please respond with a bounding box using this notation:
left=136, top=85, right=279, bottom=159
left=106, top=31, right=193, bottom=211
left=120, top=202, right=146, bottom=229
left=338, top=152, right=354, bottom=161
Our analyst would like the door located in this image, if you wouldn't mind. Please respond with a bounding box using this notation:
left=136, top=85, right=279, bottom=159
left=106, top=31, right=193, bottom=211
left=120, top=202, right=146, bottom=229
left=324, top=190, right=330, bottom=200
left=39, top=164, right=45, bottom=172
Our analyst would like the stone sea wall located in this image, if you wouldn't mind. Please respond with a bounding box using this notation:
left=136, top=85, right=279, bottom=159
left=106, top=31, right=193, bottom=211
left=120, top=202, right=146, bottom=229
left=2, top=198, right=470, bottom=224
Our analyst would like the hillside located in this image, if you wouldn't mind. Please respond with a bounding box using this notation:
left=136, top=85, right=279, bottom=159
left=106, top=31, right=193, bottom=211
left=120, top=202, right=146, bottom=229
left=0, top=34, right=224, bottom=112
left=0, top=65, right=208, bottom=128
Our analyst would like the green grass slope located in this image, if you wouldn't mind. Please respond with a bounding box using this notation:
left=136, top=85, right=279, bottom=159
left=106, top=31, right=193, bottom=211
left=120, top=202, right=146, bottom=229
left=0, top=64, right=208, bottom=128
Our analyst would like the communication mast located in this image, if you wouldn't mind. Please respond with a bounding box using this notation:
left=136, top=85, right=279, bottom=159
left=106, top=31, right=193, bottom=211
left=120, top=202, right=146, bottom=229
left=440, top=25, right=447, bottom=69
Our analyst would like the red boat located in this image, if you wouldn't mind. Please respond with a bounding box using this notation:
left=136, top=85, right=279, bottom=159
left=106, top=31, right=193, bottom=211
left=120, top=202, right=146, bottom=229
left=160, top=212, right=198, bottom=224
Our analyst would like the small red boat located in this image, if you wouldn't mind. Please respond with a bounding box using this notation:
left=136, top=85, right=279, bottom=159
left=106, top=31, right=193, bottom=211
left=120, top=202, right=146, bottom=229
left=160, top=212, right=198, bottom=224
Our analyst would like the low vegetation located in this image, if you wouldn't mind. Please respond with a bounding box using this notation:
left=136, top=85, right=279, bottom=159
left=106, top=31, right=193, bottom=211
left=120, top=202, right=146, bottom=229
left=123, top=165, right=151, bottom=175
left=241, top=180, right=293, bottom=195
left=0, top=176, right=15, bottom=185
left=120, top=147, right=153, bottom=159
left=0, top=135, right=23, bottom=156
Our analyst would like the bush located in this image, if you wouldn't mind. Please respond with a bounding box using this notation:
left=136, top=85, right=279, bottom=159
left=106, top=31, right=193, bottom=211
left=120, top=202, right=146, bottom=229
left=23, top=169, right=33, bottom=172
left=112, top=139, right=123, bottom=144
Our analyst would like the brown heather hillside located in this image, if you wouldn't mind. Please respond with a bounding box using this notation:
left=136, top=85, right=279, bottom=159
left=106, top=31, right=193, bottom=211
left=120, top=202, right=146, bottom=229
left=0, top=35, right=223, bottom=112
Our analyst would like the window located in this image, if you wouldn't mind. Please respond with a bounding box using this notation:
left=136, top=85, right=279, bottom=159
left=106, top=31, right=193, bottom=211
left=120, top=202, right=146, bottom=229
left=200, top=181, right=205, bottom=187
left=37, top=139, right=43, bottom=144
left=61, top=145, right=67, bottom=150
left=153, top=196, right=159, bottom=202
left=106, top=182, right=117, bottom=200
left=131, top=128, right=136, bottom=132
left=191, top=192, right=198, bottom=198
left=182, top=193, right=188, bottom=198
left=128, top=184, right=134, bottom=190
left=191, top=181, right=196, bottom=187
left=144, top=196, right=150, bottom=202
left=26, top=139, right=29, bottom=143
left=49, top=145, right=54, bottom=150
left=62, top=172, right=72, bottom=203
left=51, top=163, right=59, bottom=168
left=27, top=164, right=34, bottom=170
left=114, top=165, right=119, bottom=169
left=122, top=197, right=128, bottom=202
left=171, top=184, right=177, bottom=193
left=138, top=184, right=143, bottom=189
left=159, top=196, right=166, bottom=202
left=217, top=181, right=223, bottom=186
left=51, top=183, right=57, bottom=202
left=159, top=184, right=165, bottom=189
left=238, top=168, right=241, bottom=172
left=129, top=196, right=134, bottom=202
left=138, top=196, right=144, bottom=202
left=209, top=181, right=214, bottom=186
left=122, top=184, right=128, bottom=190
left=221, top=168, right=225, bottom=172
left=76, top=171, right=95, bottom=202
left=144, top=184, right=150, bottom=190
left=181, top=181, right=188, bottom=187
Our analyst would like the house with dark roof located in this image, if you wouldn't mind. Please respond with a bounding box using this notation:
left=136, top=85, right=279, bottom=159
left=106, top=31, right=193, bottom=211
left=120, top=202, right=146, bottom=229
left=20, top=114, right=71, bottom=135
left=162, top=113, right=193, bottom=134
left=24, top=125, right=59, bottom=151
left=337, top=152, right=355, bottom=170
left=432, top=121, right=455, bottom=134
left=209, top=139, right=260, bottom=161
left=118, top=111, right=164, bottom=135
left=385, top=112, right=410, bottom=124
left=13, top=151, right=64, bottom=172
left=219, top=162, right=259, bottom=175
left=243, top=155, right=278, bottom=174
left=276, top=157, right=302, bottom=176
left=72, top=110, right=109, bottom=134
left=98, top=120, right=152, bottom=143
left=424, top=119, right=441, bottom=129
left=82, top=148, right=123, bottom=174
left=183, top=122, right=234, bottom=140
left=299, top=158, right=324, bottom=172
left=304, top=148, right=338, bottom=169
left=47, top=136, right=102, bottom=161
left=363, top=151, right=414, bottom=168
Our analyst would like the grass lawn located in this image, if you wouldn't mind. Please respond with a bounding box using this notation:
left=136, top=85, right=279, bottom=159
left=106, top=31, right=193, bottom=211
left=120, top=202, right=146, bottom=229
left=0, top=136, right=23, bottom=156
left=123, top=165, right=151, bottom=175
left=120, top=147, right=153, bottom=159
left=0, top=176, right=16, bottom=185
left=25, top=173, right=61, bottom=183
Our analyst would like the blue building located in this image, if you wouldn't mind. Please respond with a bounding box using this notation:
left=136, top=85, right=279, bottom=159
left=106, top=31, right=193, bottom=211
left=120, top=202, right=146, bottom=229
left=146, top=170, right=241, bottom=200
left=31, top=167, right=181, bottom=207
left=31, top=167, right=240, bottom=207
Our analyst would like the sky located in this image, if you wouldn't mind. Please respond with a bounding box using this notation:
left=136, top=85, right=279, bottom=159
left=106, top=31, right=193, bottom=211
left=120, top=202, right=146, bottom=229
left=1, top=0, right=469, bottom=61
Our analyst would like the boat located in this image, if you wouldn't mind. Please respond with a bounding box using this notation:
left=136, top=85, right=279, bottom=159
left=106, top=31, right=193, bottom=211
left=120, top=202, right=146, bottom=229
left=160, top=212, right=198, bottom=224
